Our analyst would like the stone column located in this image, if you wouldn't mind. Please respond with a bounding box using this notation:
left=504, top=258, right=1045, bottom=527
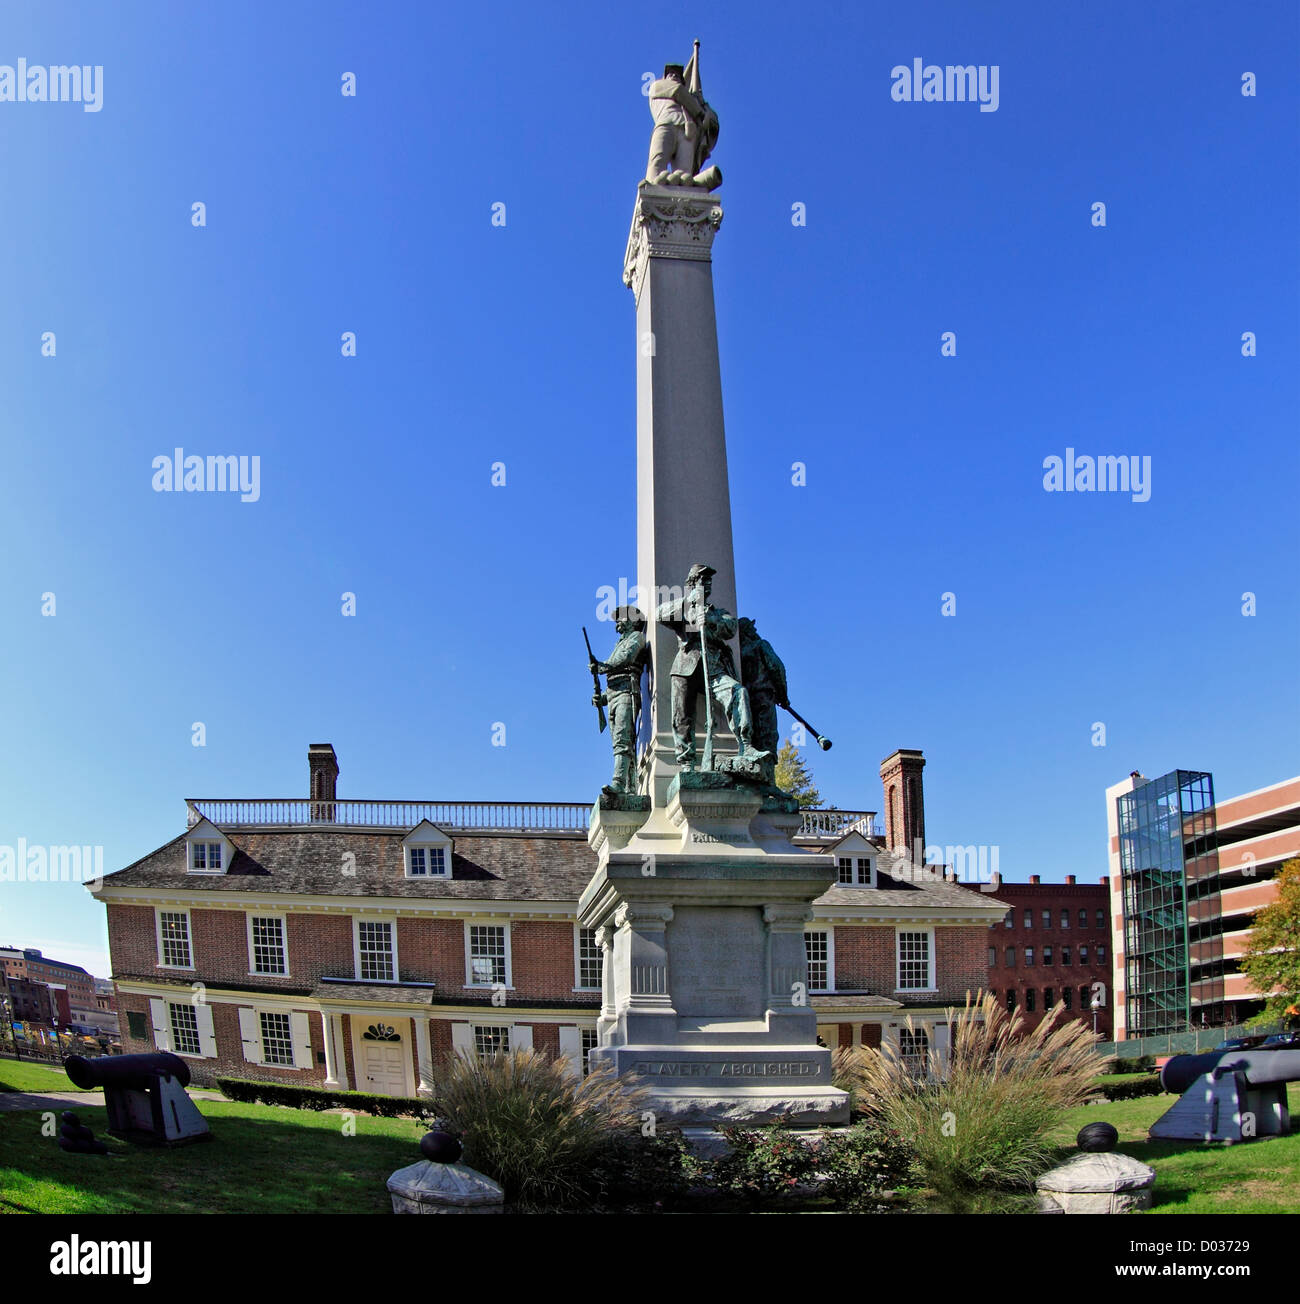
left=414, top=1016, right=433, bottom=1095
left=624, top=184, right=739, bottom=807
left=612, top=900, right=675, bottom=1044
left=764, top=903, right=817, bottom=1040
left=596, top=923, right=617, bottom=1041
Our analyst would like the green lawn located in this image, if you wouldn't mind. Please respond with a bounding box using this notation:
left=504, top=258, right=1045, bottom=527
left=0, top=1060, right=89, bottom=1095
left=0, top=1100, right=425, bottom=1214
left=1046, top=1084, right=1300, bottom=1214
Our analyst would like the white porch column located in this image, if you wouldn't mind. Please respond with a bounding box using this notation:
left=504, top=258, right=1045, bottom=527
left=321, top=1012, right=341, bottom=1087
left=414, top=1016, right=433, bottom=1095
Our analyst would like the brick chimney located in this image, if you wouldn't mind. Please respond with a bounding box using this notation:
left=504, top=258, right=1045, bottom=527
left=1066, top=874, right=1076, bottom=885
left=1030, top=874, right=1041, bottom=885
left=309, top=744, right=339, bottom=821
left=880, top=749, right=925, bottom=859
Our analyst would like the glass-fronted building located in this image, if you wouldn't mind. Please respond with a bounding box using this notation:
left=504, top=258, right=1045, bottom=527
left=1115, top=770, right=1223, bottom=1036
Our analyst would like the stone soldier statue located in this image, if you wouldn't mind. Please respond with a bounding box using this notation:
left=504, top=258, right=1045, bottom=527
left=738, top=617, right=789, bottom=785
left=590, top=607, right=649, bottom=796
left=654, top=563, right=770, bottom=771
left=644, top=44, right=720, bottom=187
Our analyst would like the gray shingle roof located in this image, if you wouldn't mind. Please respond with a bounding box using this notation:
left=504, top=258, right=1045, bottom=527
left=102, top=827, right=1001, bottom=913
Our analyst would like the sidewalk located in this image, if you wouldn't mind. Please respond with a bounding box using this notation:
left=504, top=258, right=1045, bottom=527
left=0, top=1088, right=226, bottom=1113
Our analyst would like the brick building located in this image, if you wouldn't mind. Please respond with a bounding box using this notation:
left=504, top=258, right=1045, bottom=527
left=91, top=745, right=1004, bottom=1092
left=0, top=947, right=97, bottom=1021
left=985, top=875, right=1113, bottom=1038
left=2, top=976, right=55, bottom=1026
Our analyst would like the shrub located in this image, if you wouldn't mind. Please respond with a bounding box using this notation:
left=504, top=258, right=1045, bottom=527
left=586, top=1128, right=697, bottom=1208
left=817, top=1122, right=916, bottom=1211
left=709, top=1119, right=821, bottom=1205
left=1112, top=1055, right=1156, bottom=1074
left=215, top=1076, right=435, bottom=1119
left=430, top=1049, right=647, bottom=1208
left=1091, top=1071, right=1164, bottom=1101
left=847, top=990, right=1106, bottom=1197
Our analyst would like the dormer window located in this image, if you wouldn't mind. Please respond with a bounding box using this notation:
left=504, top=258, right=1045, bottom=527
left=402, top=820, right=453, bottom=880
left=192, top=841, right=222, bottom=872
left=407, top=846, right=447, bottom=877
left=835, top=855, right=875, bottom=887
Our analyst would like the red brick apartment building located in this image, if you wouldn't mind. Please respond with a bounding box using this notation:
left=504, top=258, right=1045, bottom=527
left=0, top=947, right=97, bottom=1024
left=985, top=876, right=1114, bottom=1039
left=92, top=745, right=1004, bottom=1093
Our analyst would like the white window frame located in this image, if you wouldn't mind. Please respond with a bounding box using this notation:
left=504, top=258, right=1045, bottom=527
left=895, top=926, right=935, bottom=993
left=155, top=908, right=194, bottom=970
left=247, top=912, right=289, bottom=977
left=258, top=1010, right=296, bottom=1067
left=465, top=921, right=512, bottom=989
left=150, top=996, right=215, bottom=1058
left=238, top=1005, right=312, bottom=1069
left=574, top=926, right=602, bottom=991
left=186, top=835, right=227, bottom=875
left=405, top=844, right=449, bottom=878
left=804, top=928, right=834, bottom=993
left=472, top=1024, right=511, bottom=1056
left=353, top=917, right=399, bottom=983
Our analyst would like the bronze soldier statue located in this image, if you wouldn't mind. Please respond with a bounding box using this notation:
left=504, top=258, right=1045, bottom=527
left=738, top=617, right=789, bottom=785
left=589, top=607, right=649, bottom=796
left=655, top=563, right=769, bottom=772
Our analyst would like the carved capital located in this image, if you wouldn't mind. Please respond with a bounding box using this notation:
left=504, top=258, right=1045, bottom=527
left=594, top=924, right=615, bottom=951
left=763, top=903, right=814, bottom=931
left=624, top=185, right=724, bottom=300
left=614, top=900, right=675, bottom=931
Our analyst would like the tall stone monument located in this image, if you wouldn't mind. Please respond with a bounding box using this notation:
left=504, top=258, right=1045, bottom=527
left=579, top=47, right=848, bottom=1129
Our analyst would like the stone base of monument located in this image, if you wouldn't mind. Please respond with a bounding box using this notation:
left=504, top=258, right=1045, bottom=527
left=581, top=777, right=850, bottom=1130
left=387, top=1160, right=505, bottom=1215
left=1035, top=1152, right=1156, bottom=1214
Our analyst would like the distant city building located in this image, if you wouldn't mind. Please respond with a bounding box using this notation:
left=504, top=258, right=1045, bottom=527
left=1106, top=770, right=1300, bottom=1040
left=984, top=875, right=1113, bottom=1038
left=3, top=976, right=54, bottom=1026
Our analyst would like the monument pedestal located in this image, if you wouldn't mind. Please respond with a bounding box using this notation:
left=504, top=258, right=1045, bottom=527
left=581, top=788, right=848, bottom=1128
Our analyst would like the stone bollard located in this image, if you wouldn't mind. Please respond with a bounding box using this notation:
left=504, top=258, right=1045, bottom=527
left=387, top=1129, right=504, bottom=1214
left=1035, top=1152, right=1156, bottom=1214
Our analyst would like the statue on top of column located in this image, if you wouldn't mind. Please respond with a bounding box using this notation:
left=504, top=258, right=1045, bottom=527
left=644, top=41, right=722, bottom=191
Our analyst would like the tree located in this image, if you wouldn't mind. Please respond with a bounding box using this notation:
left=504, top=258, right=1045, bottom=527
left=1241, top=857, right=1300, bottom=1027
left=774, top=740, right=823, bottom=808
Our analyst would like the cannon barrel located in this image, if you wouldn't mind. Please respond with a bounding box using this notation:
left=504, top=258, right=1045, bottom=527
left=65, top=1051, right=191, bottom=1091
left=1161, top=1049, right=1300, bottom=1095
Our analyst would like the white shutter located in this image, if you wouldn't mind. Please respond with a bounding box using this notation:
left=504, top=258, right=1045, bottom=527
left=512, top=1024, right=533, bottom=1053
left=450, top=1022, right=473, bottom=1057
left=290, top=1011, right=313, bottom=1069
left=557, top=1026, right=582, bottom=1079
left=195, top=1003, right=217, bottom=1058
left=238, top=1007, right=262, bottom=1064
left=149, top=998, right=174, bottom=1052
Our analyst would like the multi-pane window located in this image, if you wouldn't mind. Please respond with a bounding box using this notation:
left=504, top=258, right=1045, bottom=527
left=837, top=857, right=854, bottom=884
left=408, top=846, right=447, bottom=876
left=897, top=931, right=931, bottom=991
left=1079, top=945, right=1089, bottom=964
left=1097, top=945, right=1106, bottom=963
left=1062, top=986, right=1073, bottom=1010
left=250, top=916, right=287, bottom=975
left=988, top=947, right=997, bottom=967
left=469, top=925, right=507, bottom=986
left=358, top=921, right=396, bottom=982
left=1096, top=909, right=1105, bottom=928
left=1006, top=989, right=1016, bottom=1011
left=577, top=928, right=602, bottom=989
left=1044, top=988, right=1054, bottom=1010
left=1024, top=946, right=1035, bottom=967
left=899, top=1027, right=929, bottom=1076
left=580, top=1027, right=599, bottom=1077
left=1060, top=910, right=1070, bottom=929
left=1006, top=946, right=1015, bottom=968
left=837, top=857, right=871, bottom=885
left=1061, top=946, right=1072, bottom=967
left=1004, top=912, right=1013, bottom=928
left=1041, top=910, right=1051, bottom=928
left=169, top=1003, right=200, bottom=1055
left=1023, top=909, right=1032, bottom=928
left=1043, top=946, right=1053, bottom=965
left=1078, top=909, right=1088, bottom=928
left=805, top=931, right=830, bottom=992
left=159, top=911, right=192, bottom=967
left=1081, top=984, right=1093, bottom=1008
left=191, top=841, right=222, bottom=871
left=473, top=1025, right=510, bottom=1056
left=1026, top=988, right=1036, bottom=1012
left=259, top=1011, right=294, bottom=1066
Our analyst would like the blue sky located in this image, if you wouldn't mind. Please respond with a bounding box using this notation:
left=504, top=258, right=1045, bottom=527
left=1, top=1, right=1296, bottom=977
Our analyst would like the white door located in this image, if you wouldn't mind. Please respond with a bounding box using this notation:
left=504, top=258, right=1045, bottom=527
left=360, top=1041, right=407, bottom=1096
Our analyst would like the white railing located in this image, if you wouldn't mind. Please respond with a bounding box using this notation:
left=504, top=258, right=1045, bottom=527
left=186, top=798, right=881, bottom=839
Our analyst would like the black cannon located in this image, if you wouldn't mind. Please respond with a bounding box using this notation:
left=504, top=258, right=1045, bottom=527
left=1149, top=1049, right=1300, bottom=1143
left=65, top=1051, right=211, bottom=1147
